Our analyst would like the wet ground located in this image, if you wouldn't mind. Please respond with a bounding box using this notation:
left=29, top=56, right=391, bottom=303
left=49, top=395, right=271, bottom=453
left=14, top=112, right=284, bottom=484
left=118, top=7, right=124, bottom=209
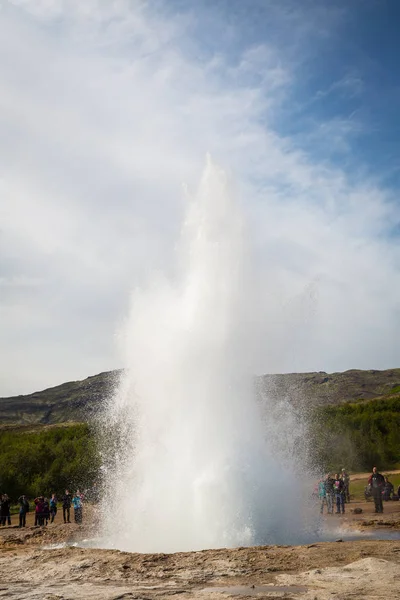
left=201, top=585, right=309, bottom=596
left=0, top=531, right=399, bottom=599
left=0, top=501, right=398, bottom=599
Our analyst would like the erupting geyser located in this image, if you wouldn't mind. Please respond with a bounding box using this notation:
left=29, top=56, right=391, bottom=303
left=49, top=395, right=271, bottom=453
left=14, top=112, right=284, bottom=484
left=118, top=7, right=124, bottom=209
left=100, top=158, right=311, bottom=553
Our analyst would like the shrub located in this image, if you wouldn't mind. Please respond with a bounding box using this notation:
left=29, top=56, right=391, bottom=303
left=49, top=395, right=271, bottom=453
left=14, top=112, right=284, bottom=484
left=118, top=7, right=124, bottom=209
left=0, top=423, right=100, bottom=500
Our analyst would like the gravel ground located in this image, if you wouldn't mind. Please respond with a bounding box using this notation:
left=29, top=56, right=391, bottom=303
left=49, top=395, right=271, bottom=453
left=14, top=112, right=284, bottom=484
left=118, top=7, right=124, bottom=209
left=0, top=513, right=399, bottom=600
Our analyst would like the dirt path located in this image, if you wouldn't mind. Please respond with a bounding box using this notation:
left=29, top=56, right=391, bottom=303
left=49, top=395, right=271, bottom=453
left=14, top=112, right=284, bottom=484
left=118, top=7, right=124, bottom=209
left=330, top=498, right=400, bottom=530
left=3, top=495, right=400, bottom=537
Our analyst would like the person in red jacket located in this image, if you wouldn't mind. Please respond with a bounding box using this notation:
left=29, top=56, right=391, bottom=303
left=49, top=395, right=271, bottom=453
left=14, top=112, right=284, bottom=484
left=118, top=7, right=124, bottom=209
left=368, top=467, right=385, bottom=514
left=34, top=496, right=45, bottom=526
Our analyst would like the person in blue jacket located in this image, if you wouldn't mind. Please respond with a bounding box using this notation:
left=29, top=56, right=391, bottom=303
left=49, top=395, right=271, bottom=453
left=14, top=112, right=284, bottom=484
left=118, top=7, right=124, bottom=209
left=50, top=494, right=58, bottom=523
left=72, top=490, right=83, bottom=524
left=318, top=478, right=327, bottom=514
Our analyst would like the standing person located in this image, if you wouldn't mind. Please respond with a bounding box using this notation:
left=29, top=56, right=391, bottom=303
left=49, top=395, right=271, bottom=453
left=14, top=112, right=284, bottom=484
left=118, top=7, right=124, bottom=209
left=17, top=495, right=30, bottom=527
left=333, top=473, right=345, bottom=514
left=341, top=469, right=350, bottom=503
left=34, top=496, right=45, bottom=526
left=318, top=478, right=327, bottom=514
left=72, top=490, right=83, bottom=524
left=62, top=490, right=72, bottom=523
left=0, top=494, right=11, bottom=526
left=33, top=497, right=39, bottom=526
left=49, top=494, right=57, bottom=523
left=324, top=474, right=335, bottom=514
left=5, top=494, right=11, bottom=526
left=382, top=476, right=394, bottom=502
left=368, top=467, right=385, bottom=513
left=89, top=482, right=99, bottom=504
left=43, top=498, right=50, bottom=525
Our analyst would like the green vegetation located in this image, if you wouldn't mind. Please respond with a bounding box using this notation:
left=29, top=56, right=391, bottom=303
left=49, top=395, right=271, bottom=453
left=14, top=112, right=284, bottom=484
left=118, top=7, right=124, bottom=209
left=0, top=423, right=100, bottom=500
left=1, top=369, right=399, bottom=499
left=310, top=393, right=400, bottom=473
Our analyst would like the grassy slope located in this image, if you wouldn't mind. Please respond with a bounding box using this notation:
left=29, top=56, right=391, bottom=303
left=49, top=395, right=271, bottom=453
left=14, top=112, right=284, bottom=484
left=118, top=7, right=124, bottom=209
left=350, top=473, right=400, bottom=500
left=1, top=367, right=400, bottom=426
left=0, top=370, right=120, bottom=425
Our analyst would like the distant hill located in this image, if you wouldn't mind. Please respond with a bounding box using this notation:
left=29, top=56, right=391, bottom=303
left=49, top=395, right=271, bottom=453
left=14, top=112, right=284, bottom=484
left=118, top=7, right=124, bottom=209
left=0, top=370, right=121, bottom=426
left=1, top=368, right=400, bottom=426
left=260, top=368, right=400, bottom=407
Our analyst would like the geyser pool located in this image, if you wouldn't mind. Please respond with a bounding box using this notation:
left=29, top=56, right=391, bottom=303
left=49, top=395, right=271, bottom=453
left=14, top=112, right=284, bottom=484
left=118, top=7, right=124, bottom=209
left=99, top=159, right=312, bottom=553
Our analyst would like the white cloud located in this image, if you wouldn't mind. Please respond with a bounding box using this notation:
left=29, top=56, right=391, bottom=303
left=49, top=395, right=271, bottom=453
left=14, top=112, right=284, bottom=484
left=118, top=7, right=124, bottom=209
left=1, top=0, right=399, bottom=395
left=315, top=72, right=365, bottom=101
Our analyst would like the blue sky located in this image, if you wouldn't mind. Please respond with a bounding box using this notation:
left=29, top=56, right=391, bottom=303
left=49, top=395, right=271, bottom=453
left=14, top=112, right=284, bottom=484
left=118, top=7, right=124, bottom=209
left=251, top=2, right=395, bottom=178
left=170, top=0, right=400, bottom=184
left=1, top=0, right=400, bottom=395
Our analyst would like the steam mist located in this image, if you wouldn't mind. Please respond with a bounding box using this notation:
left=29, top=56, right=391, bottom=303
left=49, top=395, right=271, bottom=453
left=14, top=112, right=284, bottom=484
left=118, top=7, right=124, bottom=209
left=100, top=159, right=312, bottom=553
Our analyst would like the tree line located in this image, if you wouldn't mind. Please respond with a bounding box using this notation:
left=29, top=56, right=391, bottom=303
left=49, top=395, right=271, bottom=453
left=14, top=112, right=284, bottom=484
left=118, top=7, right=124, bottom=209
left=1, top=394, right=399, bottom=500
left=0, top=423, right=100, bottom=500
left=309, top=395, right=400, bottom=473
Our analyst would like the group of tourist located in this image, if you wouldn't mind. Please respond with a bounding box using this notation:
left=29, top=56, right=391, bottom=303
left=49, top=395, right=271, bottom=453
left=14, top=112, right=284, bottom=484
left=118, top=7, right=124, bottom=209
left=0, top=489, right=84, bottom=527
left=318, top=466, right=399, bottom=515
left=60, top=489, right=84, bottom=525
left=318, top=469, right=351, bottom=515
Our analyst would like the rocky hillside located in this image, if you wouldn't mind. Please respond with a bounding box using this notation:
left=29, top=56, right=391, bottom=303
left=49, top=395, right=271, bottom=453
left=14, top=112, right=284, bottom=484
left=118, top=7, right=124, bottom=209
left=0, top=370, right=121, bottom=425
left=260, top=368, right=400, bottom=407
left=1, top=368, right=400, bottom=426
